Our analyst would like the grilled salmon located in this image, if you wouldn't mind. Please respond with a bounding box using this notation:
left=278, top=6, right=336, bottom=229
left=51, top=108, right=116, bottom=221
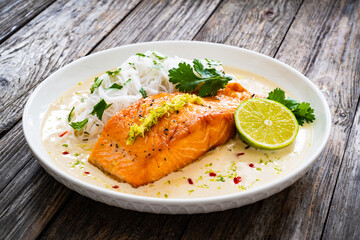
left=88, top=83, right=252, bottom=187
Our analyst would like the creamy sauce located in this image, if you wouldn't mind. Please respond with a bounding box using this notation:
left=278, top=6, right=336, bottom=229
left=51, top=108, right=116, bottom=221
left=42, top=67, right=312, bottom=199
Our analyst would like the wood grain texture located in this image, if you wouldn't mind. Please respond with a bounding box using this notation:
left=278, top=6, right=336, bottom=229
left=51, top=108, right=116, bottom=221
left=322, top=99, right=360, bottom=240
left=321, top=2, right=360, bottom=236
left=0, top=122, right=33, bottom=193
left=0, top=155, right=71, bottom=240
left=181, top=0, right=360, bottom=239
left=0, top=0, right=55, bottom=43
left=0, top=120, right=72, bottom=240
left=39, top=193, right=191, bottom=239
left=194, top=0, right=302, bottom=56
left=0, top=0, right=141, bottom=136
left=94, top=0, right=222, bottom=51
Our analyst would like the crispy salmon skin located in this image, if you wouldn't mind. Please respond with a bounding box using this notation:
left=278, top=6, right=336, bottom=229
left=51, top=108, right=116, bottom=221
left=88, top=83, right=252, bottom=187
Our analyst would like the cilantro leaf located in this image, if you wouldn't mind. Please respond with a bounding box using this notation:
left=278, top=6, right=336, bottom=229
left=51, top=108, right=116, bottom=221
left=284, top=97, right=299, bottom=110
left=107, top=83, right=123, bottom=90
left=267, top=88, right=286, bottom=104
left=168, top=59, right=232, bottom=97
left=292, top=102, right=315, bottom=125
left=69, top=118, right=88, bottom=131
left=68, top=107, right=75, bottom=122
left=169, top=62, right=200, bottom=92
left=267, top=88, right=315, bottom=126
left=106, top=79, right=130, bottom=90
left=139, top=87, right=147, bottom=98
left=90, top=77, right=103, bottom=94
left=106, top=68, right=121, bottom=76
left=90, top=99, right=112, bottom=120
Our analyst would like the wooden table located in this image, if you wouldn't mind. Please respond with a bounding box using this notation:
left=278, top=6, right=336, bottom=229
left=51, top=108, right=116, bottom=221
left=1, top=0, right=359, bottom=239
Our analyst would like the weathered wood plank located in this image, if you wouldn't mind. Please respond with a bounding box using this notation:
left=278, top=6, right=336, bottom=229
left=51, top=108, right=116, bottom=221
left=322, top=101, right=360, bottom=239
left=181, top=0, right=360, bottom=239
left=0, top=0, right=141, bottom=135
left=0, top=122, right=33, bottom=192
left=94, top=0, right=222, bottom=51
left=322, top=16, right=360, bottom=235
left=0, top=120, right=72, bottom=240
left=194, top=0, right=302, bottom=56
left=0, top=155, right=71, bottom=240
left=38, top=193, right=191, bottom=239
left=0, top=0, right=55, bottom=43
left=39, top=0, right=305, bottom=239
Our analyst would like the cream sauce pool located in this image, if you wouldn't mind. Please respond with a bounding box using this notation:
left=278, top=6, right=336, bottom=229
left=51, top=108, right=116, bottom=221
left=42, top=67, right=312, bottom=199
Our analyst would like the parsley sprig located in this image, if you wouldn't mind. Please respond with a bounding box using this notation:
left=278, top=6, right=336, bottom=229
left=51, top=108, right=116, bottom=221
left=69, top=118, right=88, bottom=131
left=90, top=99, right=112, bottom=120
left=169, top=59, right=233, bottom=97
left=267, top=88, right=315, bottom=125
left=90, top=77, right=103, bottom=94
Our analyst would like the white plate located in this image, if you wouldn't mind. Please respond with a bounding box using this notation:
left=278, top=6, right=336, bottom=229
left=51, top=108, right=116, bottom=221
left=23, top=41, right=331, bottom=214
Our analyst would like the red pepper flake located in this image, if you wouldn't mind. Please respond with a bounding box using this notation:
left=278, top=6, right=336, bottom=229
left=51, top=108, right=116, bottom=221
left=112, top=185, right=119, bottom=189
left=59, top=131, right=68, bottom=137
left=237, top=152, right=245, bottom=156
left=233, top=176, right=242, bottom=184
left=209, top=172, right=217, bottom=177
left=187, top=178, right=194, bottom=184
left=62, top=151, right=69, bottom=155
left=84, top=171, right=90, bottom=174
left=249, top=163, right=255, bottom=168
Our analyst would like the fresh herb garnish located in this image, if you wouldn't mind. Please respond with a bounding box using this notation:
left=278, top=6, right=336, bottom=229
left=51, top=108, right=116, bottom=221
left=90, top=77, right=103, bottom=94
left=90, top=99, right=112, bottom=120
left=68, top=107, right=75, bottom=122
left=139, top=87, right=147, bottom=98
left=69, top=118, right=88, bottom=131
left=292, top=102, right=316, bottom=125
left=108, top=83, right=123, bottom=90
left=136, top=53, right=148, bottom=57
left=106, top=68, right=121, bottom=76
left=152, top=51, right=167, bottom=60
left=267, top=88, right=315, bottom=125
left=205, top=58, right=222, bottom=66
left=169, top=59, right=233, bottom=97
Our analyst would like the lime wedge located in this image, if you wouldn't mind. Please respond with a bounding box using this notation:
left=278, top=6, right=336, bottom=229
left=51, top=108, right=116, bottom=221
left=235, top=98, right=299, bottom=150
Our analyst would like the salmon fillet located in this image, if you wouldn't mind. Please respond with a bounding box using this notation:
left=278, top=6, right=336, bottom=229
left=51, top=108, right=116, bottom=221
left=88, top=83, right=252, bottom=187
